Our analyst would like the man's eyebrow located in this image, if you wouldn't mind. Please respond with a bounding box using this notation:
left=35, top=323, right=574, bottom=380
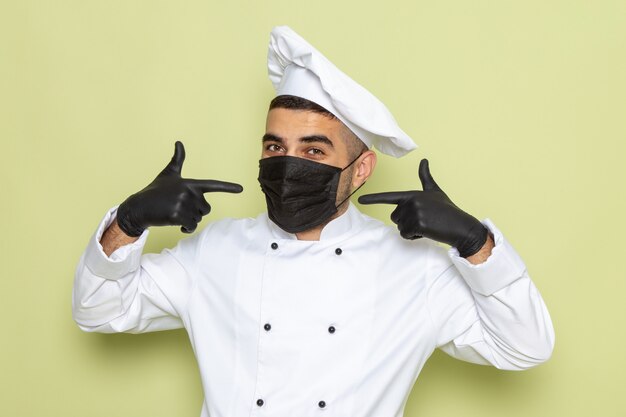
left=299, top=135, right=334, bottom=148
left=262, top=133, right=284, bottom=144
left=262, top=133, right=335, bottom=148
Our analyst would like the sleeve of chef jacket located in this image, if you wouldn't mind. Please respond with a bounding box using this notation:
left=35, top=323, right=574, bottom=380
left=72, top=206, right=200, bottom=334
left=426, top=219, right=555, bottom=370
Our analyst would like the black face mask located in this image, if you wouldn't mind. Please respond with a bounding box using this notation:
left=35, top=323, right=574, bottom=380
left=258, top=154, right=363, bottom=233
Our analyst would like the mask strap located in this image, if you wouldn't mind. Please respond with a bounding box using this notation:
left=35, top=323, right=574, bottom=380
left=336, top=181, right=366, bottom=209
left=341, top=150, right=366, bottom=172
left=336, top=150, right=368, bottom=208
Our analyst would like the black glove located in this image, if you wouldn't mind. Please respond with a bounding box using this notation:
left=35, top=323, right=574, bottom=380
left=117, top=141, right=243, bottom=237
left=358, top=159, right=488, bottom=258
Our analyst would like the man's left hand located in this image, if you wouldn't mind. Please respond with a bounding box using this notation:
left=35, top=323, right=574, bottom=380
left=358, top=159, right=489, bottom=258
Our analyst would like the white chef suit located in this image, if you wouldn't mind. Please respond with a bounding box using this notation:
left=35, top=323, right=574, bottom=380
left=73, top=202, right=554, bottom=417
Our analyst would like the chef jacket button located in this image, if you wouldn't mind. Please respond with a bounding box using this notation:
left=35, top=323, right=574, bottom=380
left=328, top=326, right=336, bottom=334
left=256, top=399, right=264, bottom=407
left=318, top=400, right=326, bottom=408
left=271, top=242, right=278, bottom=250
left=264, top=323, right=271, bottom=331
left=335, top=248, right=342, bottom=255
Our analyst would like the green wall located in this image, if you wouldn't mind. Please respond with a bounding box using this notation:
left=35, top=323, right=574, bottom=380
left=2, top=1, right=625, bottom=416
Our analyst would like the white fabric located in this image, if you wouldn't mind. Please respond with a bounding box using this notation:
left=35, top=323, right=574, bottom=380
left=268, top=26, right=417, bottom=158
left=73, top=204, right=554, bottom=417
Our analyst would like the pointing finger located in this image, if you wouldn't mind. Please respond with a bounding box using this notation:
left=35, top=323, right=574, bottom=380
left=186, top=178, right=244, bottom=194
left=358, top=191, right=411, bottom=205
left=418, top=159, right=442, bottom=192
left=161, top=141, right=186, bottom=176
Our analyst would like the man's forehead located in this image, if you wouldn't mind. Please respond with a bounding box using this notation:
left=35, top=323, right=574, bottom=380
left=265, top=108, right=346, bottom=143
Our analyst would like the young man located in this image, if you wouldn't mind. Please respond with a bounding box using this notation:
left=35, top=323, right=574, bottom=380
left=73, top=26, right=554, bottom=417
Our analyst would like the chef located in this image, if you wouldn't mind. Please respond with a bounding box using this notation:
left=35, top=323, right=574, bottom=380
left=73, top=26, right=554, bottom=417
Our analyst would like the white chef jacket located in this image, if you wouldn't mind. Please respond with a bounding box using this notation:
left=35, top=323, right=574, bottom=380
left=73, top=203, right=554, bottom=417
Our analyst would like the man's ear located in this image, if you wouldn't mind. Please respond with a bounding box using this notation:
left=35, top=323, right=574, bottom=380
left=353, top=150, right=377, bottom=188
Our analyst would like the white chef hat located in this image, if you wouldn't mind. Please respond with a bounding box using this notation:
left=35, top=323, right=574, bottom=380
left=267, top=26, right=417, bottom=158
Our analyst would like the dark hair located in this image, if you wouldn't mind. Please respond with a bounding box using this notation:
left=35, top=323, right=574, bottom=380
left=269, top=95, right=336, bottom=119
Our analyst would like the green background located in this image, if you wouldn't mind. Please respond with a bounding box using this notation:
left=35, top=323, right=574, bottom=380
left=2, top=1, right=625, bottom=416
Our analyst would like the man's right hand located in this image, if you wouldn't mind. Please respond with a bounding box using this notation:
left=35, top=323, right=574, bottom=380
left=116, top=141, right=243, bottom=237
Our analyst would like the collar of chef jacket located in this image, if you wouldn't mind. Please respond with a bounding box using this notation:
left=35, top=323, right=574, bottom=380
left=264, top=201, right=366, bottom=241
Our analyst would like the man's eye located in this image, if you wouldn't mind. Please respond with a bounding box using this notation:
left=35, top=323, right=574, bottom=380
left=307, top=148, right=324, bottom=156
left=266, top=144, right=283, bottom=152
